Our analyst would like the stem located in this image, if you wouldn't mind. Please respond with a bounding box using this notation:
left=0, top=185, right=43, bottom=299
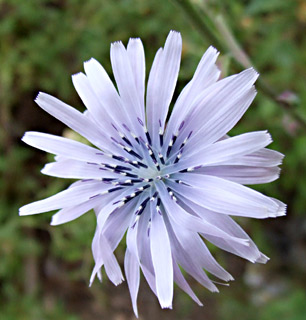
left=172, top=0, right=306, bottom=130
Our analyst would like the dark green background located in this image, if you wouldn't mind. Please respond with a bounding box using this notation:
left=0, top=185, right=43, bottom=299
left=1, top=0, right=306, bottom=319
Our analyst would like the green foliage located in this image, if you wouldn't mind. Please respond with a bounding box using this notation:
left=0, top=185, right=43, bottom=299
left=0, top=0, right=305, bottom=319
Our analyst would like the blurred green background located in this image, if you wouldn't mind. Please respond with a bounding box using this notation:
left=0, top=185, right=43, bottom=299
left=1, top=0, right=306, bottom=319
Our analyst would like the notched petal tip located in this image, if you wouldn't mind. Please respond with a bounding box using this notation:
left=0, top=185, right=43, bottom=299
left=160, top=303, right=173, bottom=310
left=111, top=40, right=124, bottom=48
left=71, top=71, right=84, bottom=79
left=19, top=204, right=32, bottom=216
left=128, top=37, right=141, bottom=42
left=246, top=67, right=260, bottom=80
left=34, top=91, right=43, bottom=102
left=114, top=277, right=125, bottom=286
left=207, top=45, right=220, bottom=56
left=169, top=29, right=180, bottom=35
left=256, top=253, right=270, bottom=264
left=83, top=57, right=97, bottom=66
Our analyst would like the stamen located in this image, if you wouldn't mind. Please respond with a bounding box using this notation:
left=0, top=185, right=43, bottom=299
left=130, top=132, right=140, bottom=144
left=136, top=161, right=148, bottom=168
left=178, top=120, right=185, bottom=131
left=131, top=215, right=140, bottom=229
left=123, top=146, right=143, bottom=160
left=158, top=152, right=165, bottom=165
left=119, top=133, right=133, bottom=147
left=174, top=150, right=183, bottom=163
left=145, top=143, right=159, bottom=168
left=147, top=219, right=151, bottom=237
left=123, top=172, right=139, bottom=178
left=89, top=194, right=102, bottom=199
left=135, top=197, right=150, bottom=215
left=159, top=119, right=164, bottom=147
left=150, top=191, right=158, bottom=201
left=166, top=136, right=174, bottom=158
left=178, top=131, right=193, bottom=150
left=113, top=188, right=143, bottom=206
left=101, top=178, right=116, bottom=182
left=136, top=184, right=150, bottom=191
left=101, top=164, right=132, bottom=171
left=156, top=198, right=162, bottom=215
left=167, top=187, right=177, bottom=201
left=137, top=117, right=144, bottom=126
left=108, top=186, right=124, bottom=193
left=144, top=127, right=152, bottom=145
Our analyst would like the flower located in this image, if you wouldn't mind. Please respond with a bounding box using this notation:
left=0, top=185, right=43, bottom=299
left=19, top=30, right=286, bottom=316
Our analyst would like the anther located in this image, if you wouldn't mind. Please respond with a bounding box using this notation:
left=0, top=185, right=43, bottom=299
left=159, top=120, right=164, bottom=147
left=174, top=150, right=183, bottom=164
left=156, top=198, right=162, bottom=215
left=150, top=191, right=158, bottom=201
left=144, top=128, right=152, bottom=145
left=123, top=146, right=143, bottom=160
left=158, top=152, right=165, bottom=165
left=135, top=197, right=150, bottom=215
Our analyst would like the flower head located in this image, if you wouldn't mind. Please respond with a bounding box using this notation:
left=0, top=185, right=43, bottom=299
left=20, top=31, right=286, bottom=315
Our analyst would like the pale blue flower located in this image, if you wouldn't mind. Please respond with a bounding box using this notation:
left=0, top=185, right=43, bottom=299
left=20, top=31, right=286, bottom=316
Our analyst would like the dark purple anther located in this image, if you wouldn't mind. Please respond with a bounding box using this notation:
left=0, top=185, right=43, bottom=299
left=137, top=117, right=144, bottom=126
left=89, top=194, right=101, bottom=199
left=179, top=120, right=185, bottom=131
left=122, top=123, right=131, bottom=132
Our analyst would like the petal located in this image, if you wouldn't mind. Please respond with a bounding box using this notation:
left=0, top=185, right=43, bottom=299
left=146, top=31, right=182, bottom=147
left=172, top=259, right=203, bottom=306
left=91, top=229, right=124, bottom=286
left=23, top=131, right=105, bottom=163
left=102, top=197, right=138, bottom=251
left=163, top=213, right=218, bottom=292
left=178, top=195, right=269, bottom=263
left=168, top=68, right=258, bottom=155
left=137, top=208, right=157, bottom=296
left=195, top=165, right=280, bottom=185
left=224, top=148, right=284, bottom=167
left=170, top=221, right=233, bottom=282
left=51, top=197, right=101, bottom=225
left=90, top=199, right=128, bottom=285
left=110, top=41, right=146, bottom=134
left=42, top=160, right=105, bottom=179
left=164, top=46, right=220, bottom=150
left=168, top=175, right=286, bottom=218
left=34, top=92, right=110, bottom=152
left=124, top=249, right=140, bottom=317
left=72, top=72, right=117, bottom=133
left=83, top=58, right=125, bottom=125
left=127, top=37, right=146, bottom=119
left=19, top=180, right=108, bottom=216
left=165, top=131, right=273, bottom=174
left=155, top=181, right=248, bottom=245
left=149, top=200, right=173, bottom=309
